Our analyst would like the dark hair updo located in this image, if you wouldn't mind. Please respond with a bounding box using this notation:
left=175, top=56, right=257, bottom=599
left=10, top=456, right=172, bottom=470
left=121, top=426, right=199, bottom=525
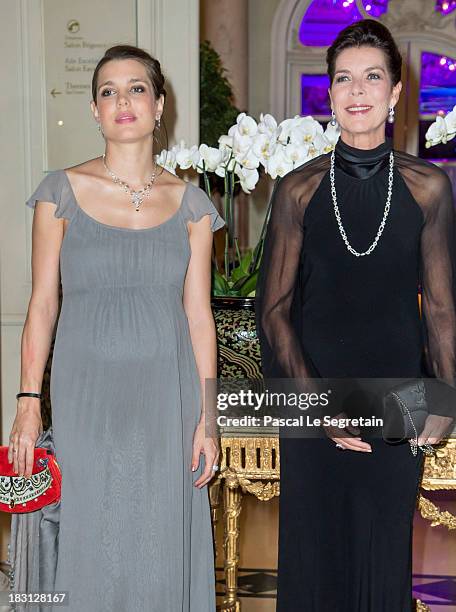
left=326, top=19, right=402, bottom=88
left=91, top=45, right=167, bottom=103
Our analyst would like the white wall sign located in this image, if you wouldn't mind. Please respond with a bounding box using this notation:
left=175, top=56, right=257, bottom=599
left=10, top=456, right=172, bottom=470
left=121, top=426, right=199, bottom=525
left=43, top=0, right=137, bottom=169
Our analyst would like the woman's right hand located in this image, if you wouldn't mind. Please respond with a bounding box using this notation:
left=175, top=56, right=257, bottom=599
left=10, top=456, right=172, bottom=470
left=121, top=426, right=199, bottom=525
left=8, top=400, right=43, bottom=477
left=323, top=411, right=372, bottom=452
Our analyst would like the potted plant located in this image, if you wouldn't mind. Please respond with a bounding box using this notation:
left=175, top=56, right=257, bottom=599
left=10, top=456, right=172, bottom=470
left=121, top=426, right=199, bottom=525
left=156, top=113, right=339, bottom=376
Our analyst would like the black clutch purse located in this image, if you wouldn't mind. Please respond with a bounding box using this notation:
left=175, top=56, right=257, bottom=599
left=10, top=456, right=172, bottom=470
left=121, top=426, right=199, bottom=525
left=383, top=379, right=435, bottom=456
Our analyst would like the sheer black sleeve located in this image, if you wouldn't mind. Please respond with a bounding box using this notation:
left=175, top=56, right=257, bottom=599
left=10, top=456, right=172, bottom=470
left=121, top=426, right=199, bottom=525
left=419, top=168, right=456, bottom=390
left=397, top=153, right=456, bottom=418
left=255, top=158, right=328, bottom=390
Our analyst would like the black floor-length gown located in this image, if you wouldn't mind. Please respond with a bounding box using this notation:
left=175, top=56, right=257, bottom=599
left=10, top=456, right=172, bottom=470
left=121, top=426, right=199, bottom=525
left=256, top=137, right=456, bottom=611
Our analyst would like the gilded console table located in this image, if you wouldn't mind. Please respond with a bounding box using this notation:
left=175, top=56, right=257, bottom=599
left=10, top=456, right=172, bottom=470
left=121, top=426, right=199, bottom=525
left=212, top=430, right=456, bottom=612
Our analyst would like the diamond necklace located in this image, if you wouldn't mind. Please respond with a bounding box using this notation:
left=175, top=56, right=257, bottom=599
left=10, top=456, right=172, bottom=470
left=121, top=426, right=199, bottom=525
left=330, top=147, right=394, bottom=257
left=102, top=154, right=157, bottom=212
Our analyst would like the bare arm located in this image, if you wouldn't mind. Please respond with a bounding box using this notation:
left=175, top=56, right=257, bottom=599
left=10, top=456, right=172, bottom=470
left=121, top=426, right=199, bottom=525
left=10, top=201, right=64, bottom=477
left=183, top=215, right=219, bottom=488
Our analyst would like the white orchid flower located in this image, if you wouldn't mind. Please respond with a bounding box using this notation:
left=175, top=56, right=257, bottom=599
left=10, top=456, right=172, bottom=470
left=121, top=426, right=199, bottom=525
left=278, top=116, right=302, bottom=144
left=215, top=151, right=237, bottom=178
left=236, top=166, right=260, bottom=194
left=252, top=133, right=278, bottom=166
left=290, top=117, right=324, bottom=147
left=444, top=105, right=456, bottom=139
left=215, top=164, right=227, bottom=178
left=425, top=116, right=448, bottom=147
left=176, top=145, right=200, bottom=170
left=324, top=122, right=340, bottom=147
left=289, top=126, right=311, bottom=146
left=312, top=133, right=333, bottom=156
left=161, top=112, right=340, bottom=188
left=296, top=115, right=324, bottom=132
left=258, top=113, right=278, bottom=138
left=316, top=135, right=335, bottom=155
left=156, top=149, right=177, bottom=174
left=227, top=155, right=237, bottom=172
left=235, top=147, right=260, bottom=170
left=215, top=141, right=234, bottom=175
left=198, top=144, right=223, bottom=172
left=220, top=146, right=232, bottom=164
left=265, top=147, right=294, bottom=179
left=232, top=132, right=254, bottom=157
left=234, top=112, right=258, bottom=138
left=228, top=124, right=238, bottom=139
left=283, top=142, right=310, bottom=166
left=218, top=135, right=233, bottom=152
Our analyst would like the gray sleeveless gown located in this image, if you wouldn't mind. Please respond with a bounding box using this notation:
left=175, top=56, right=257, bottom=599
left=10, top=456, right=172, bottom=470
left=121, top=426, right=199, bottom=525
left=24, top=170, right=225, bottom=611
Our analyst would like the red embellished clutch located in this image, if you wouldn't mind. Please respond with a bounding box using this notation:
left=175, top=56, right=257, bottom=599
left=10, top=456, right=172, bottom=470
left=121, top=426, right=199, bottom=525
left=0, top=446, right=61, bottom=513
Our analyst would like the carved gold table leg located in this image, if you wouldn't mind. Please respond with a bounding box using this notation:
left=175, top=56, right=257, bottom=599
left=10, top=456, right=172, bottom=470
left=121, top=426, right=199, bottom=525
left=209, top=477, right=222, bottom=559
left=220, top=478, right=242, bottom=612
left=415, top=599, right=431, bottom=611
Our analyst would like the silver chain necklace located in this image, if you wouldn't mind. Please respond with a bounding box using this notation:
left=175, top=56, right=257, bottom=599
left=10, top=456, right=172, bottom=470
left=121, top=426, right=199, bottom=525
left=330, top=148, right=395, bottom=257
left=102, top=154, right=157, bottom=212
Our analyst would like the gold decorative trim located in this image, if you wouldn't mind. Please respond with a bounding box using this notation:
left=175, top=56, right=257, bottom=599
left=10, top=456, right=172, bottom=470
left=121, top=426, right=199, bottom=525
left=236, top=476, right=280, bottom=501
left=422, top=439, right=456, bottom=490
left=220, top=436, right=280, bottom=481
left=220, top=483, right=242, bottom=612
left=209, top=478, right=222, bottom=560
left=221, top=467, right=280, bottom=501
left=419, top=494, right=456, bottom=530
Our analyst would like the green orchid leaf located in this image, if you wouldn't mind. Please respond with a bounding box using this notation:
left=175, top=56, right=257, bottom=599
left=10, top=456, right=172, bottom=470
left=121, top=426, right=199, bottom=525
left=230, top=265, right=247, bottom=283
left=238, top=271, right=258, bottom=297
left=240, top=249, right=253, bottom=273
left=212, top=269, right=230, bottom=295
left=230, top=270, right=258, bottom=293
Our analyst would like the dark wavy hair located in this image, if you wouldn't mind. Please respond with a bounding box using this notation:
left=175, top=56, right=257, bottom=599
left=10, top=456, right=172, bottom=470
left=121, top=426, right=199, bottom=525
left=326, top=19, right=402, bottom=87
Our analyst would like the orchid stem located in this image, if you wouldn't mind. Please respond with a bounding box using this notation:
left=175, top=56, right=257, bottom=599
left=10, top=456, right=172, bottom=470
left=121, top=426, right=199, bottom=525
left=234, top=237, right=242, bottom=264
left=249, top=176, right=281, bottom=274
left=223, top=173, right=230, bottom=278
left=229, top=169, right=237, bottom=269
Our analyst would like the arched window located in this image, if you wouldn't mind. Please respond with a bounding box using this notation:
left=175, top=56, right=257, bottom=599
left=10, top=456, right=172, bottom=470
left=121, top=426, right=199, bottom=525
left=299, top=0, right=455, bottom=47
left=300, top=0, right=389, bottom=48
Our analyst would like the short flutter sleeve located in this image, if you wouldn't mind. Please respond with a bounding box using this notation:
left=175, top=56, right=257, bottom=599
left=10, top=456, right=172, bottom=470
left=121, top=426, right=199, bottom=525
left=25, top=170, right=76, bottom=220
left=182, top=183, right=225, bottom=232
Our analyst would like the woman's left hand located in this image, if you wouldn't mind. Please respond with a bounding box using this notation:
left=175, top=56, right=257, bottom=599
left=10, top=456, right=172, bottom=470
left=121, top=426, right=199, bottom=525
left=191, top=418, right=220, bottom=488
left=418, top=414, right=454, bottom=446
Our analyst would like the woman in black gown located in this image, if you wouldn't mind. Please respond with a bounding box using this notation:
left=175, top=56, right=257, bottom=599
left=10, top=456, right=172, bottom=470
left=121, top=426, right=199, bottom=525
left=256, top=19, right=456, bottom=612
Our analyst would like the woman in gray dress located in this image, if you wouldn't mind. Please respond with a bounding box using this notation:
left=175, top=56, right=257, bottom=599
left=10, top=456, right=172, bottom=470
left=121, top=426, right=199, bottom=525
left=8, top=45, right=224, bottom=611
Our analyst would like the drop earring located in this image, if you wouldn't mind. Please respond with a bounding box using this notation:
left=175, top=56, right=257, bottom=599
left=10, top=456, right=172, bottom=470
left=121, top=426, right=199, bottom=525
left=330, top=109, right=338, bottom=127
left=156, top=116, right=161, bottom=129
left=97, top=122, right=105, bottom=137
left=387, top=106, right=395, bottom=124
